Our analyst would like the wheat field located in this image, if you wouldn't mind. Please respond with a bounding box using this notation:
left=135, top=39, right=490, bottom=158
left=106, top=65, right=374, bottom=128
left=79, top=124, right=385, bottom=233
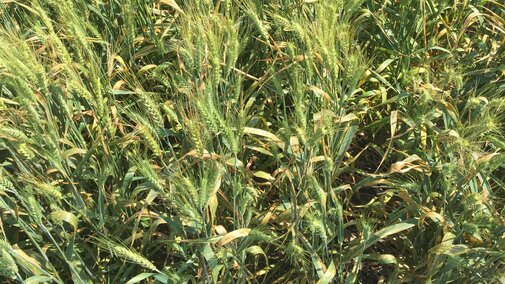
left=0, top=0, right=504, bottom=283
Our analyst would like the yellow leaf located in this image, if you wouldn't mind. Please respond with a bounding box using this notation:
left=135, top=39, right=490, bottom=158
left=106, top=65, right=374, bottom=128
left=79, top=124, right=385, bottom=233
left=253, top=171, right=275, bottom=181
left=160, top=0, right=184, bottom=14
left=49, top=211, right=79, bottom=232
left=62, top=148, right=87, bottom=159
left=309, top=156, right=326, bottom=163
left=12, top=245, right=44, bottom=275
left=430, top=244, right=468, bottom=256
left=313, top=110, right=336, bottom=123
left=243, top=127, right=282, bottom=142
left=390, top=154, right=431, bottom=174
left=217, top=228, right=251, bottom=246
left=226, top=157, right=244, bottom=169
left=138, top=64, right=157, bottom=74
left=316, top=262, right=336, bottom=284
left=307, top=86, right=331, bottom=102
left=290, top=136, right=300, bottom=155
left=337, top=113, right=359, bottom=123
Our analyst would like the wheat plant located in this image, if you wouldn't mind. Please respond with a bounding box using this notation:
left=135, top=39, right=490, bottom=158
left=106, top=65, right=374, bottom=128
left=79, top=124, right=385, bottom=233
left=0, top=0, right=504, bottom=283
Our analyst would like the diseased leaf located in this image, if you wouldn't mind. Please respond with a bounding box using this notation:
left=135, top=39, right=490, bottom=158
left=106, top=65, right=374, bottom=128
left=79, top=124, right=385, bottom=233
left=217, top=228, right=251, bottom=246
left=316, top=262, right=336, bottom=284
left=49, top=211, right=79, bottom=232
left=160, top=0, right=184, bottom=14
left=253, top=171, right=275, bottom=181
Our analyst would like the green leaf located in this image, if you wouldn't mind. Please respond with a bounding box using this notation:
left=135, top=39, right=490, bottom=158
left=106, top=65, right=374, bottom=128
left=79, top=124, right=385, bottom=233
left=24, top=276, right=53, bottom=284
left=366, top=221, right=416, bottom=248
left=364, top=254, right=398, bottom=265
left=126, top=273, right=156, bottom=284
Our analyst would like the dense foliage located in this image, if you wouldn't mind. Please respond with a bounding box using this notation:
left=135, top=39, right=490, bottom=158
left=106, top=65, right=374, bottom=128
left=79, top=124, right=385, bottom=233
left=0, top=0, right=504, bottom=283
